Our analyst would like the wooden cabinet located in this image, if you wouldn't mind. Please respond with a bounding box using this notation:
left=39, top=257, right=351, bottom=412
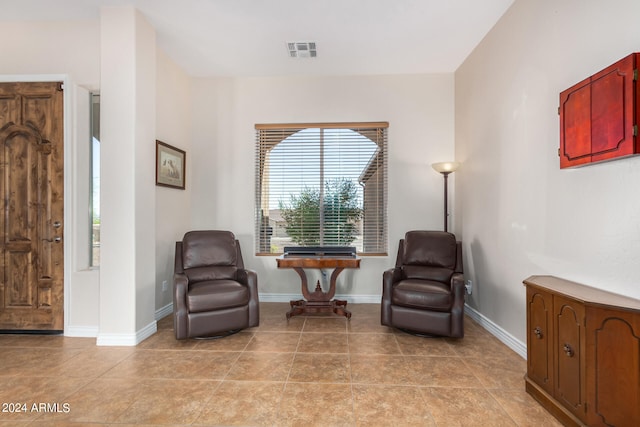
left=524, top=275, right=640, bottom=426
left=559, top=53, right=640, bottom=168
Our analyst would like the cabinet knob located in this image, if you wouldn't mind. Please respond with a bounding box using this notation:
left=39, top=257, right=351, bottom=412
left=563, top=343, right=574, bottom=357
left=533, top=327, right=543, bottom=339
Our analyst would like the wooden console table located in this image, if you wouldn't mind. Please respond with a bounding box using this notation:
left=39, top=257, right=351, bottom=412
left=277, top=247, right=360, bottom=319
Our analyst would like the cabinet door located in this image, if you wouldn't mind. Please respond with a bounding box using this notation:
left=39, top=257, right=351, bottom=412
left=526, top=286, right=553, bottom=394
left=586, top=307, right=640, bottom=427
left=590, top=53, right=636, bottom=163
left=559, top=53, right=639, bottom=168
left=560, top=77, right=592, bottom=168
left=554, top=295, right=586, bottom=420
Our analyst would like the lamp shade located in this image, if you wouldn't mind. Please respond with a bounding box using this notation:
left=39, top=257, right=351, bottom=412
left=431, top=161, right=460, bottom=174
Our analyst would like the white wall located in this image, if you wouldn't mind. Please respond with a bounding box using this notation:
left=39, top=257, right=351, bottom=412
left=0, top=21, right=99, bottom=86
left=155, top=49, right=192, bottom=312
left=191, top=74, right=456, bottom=299
left=455, top=0, right=640, bottom=343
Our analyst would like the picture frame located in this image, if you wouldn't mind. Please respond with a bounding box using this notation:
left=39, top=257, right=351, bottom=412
left=156, top=140, right=186, bottom=189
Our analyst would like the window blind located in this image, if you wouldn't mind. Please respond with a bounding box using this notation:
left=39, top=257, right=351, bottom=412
left=255, top=122, right=388, bottom=255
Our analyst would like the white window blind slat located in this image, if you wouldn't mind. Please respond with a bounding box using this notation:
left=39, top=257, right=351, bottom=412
left=255, top=122, right=388, bottom=255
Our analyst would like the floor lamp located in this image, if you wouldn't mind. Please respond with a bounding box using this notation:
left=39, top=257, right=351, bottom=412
left=431, top=162, right=460, bottom=232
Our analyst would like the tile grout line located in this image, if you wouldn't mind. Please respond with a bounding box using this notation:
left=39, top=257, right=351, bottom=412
left=189, top=351, right=241, bottom=426
left=346, top=318, right=358, bottom=423
left=273, top=316, right=306, bottom=424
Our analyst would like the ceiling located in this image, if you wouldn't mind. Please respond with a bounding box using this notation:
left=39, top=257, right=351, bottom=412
left=1, top=0, right=514, bottom=77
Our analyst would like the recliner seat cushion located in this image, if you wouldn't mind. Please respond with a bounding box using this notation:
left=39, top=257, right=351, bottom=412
left=185, top=265, right=237, bottom=282
left=392, top=279, right=452, bottom=311
left=187, top=280, right=249, bottom=313
left=402, top=266, right=453, bottom=282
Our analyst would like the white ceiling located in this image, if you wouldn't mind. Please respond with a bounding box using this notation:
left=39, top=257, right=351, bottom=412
left=1, top=0, right=514, bottom=77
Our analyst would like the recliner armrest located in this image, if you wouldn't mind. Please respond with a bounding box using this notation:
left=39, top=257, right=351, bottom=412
left=450, top=272, right=464, bottom=294
left=449, top=272, right=465, bottom=337
left=236, top=268, right=258, bottom=294
left=174, top=273, right=189, bottom=305
left=236, top=268, right=260, bottom=327
left=381, top=267, right=403, bottom=326
left=382, top=267, right=404, bottom=292
left=173, top=272, right=189, bottom=339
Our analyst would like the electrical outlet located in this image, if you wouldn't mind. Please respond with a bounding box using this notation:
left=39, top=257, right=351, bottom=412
left=162, top=280, right=168, bottom=292
left=465, top=280, right=473, bottom=295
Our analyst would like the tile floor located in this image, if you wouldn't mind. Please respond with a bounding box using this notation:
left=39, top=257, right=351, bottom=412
left=0, top=302, right=561, bottom=426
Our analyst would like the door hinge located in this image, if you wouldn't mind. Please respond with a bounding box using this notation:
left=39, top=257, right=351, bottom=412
left=557, top=106, right=560, bottom=115
left=558, top=148, right=561, bottom=157
left=57, top=82, right=64, bottom=91
left=634, top=124, right=638, bottom=137
left=634, top=69, right=638, bottom=81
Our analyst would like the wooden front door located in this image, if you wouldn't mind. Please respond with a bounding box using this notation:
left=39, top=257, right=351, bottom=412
left=0, top=82, right=64, bottom=332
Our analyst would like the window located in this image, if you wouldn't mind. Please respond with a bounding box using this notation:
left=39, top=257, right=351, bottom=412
left=255, top=122, right=388, bottom=255
left=90, top=93, right=100, bottom=267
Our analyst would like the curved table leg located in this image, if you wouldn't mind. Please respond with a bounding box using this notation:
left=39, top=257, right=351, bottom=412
left=286, top=267, right=352, bottom=319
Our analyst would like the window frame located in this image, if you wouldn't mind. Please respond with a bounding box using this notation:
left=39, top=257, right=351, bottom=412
left=254, top=122, right=388, bottom=256
left=89, top=93, right=100, bottom=267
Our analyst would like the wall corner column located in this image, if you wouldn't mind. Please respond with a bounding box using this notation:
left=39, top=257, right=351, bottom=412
left=98, top=6, right=157, bottom=345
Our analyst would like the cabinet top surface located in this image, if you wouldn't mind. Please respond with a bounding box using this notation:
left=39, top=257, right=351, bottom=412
left=524, top=275, right=640, bottom=311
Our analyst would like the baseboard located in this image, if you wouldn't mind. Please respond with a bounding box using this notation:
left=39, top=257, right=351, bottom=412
left=96, top=332, right=138, bottom=346
left=464, top=303, right=527, bottom=359
left=65, top=304, right=171, bottom=341
left=259, top=293, right=380, bottom=304
left=155, top=302, right=173, bottom=320
left=96, top=320, right=157, bottom=346
left=65, top=325, right=99, bottom=338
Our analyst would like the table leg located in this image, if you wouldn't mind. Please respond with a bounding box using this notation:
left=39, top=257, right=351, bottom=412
left=286, top=267, right=352, bottom=319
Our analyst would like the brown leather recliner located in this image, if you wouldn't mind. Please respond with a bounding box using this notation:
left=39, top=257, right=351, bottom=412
left=381, top=231, right=464, bottom=338
left=173, top=230, right=259, bottom=339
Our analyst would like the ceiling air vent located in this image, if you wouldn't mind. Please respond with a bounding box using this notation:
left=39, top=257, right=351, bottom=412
left=287, top=42, right=317, bottom=58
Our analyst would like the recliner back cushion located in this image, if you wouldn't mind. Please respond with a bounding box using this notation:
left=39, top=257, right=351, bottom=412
left=403, top=231, right=456, bottom=269
left=182, top=231, right=238, bottom=280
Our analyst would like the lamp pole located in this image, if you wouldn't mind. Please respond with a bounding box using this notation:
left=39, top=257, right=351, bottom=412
left=431, top=162, right=460, bottom=233
left=441, top=171, right=451, bottom=232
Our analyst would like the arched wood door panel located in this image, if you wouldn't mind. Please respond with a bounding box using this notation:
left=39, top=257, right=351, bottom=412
left=0, top=82, right=64, bottom=332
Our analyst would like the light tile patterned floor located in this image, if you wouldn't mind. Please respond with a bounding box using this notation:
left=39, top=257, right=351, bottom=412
left=0, top=302, right=561, bottom=426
